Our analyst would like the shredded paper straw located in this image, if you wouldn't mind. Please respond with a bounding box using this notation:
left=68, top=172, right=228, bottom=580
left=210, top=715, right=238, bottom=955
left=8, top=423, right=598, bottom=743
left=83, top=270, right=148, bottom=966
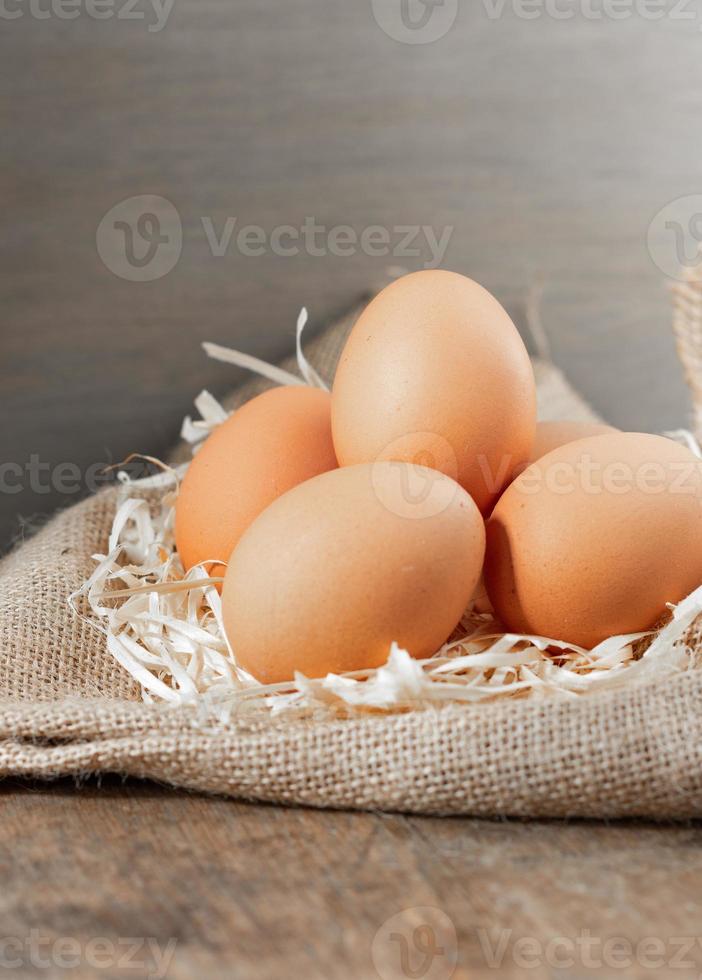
left=70, top=309, right=702, bottom=720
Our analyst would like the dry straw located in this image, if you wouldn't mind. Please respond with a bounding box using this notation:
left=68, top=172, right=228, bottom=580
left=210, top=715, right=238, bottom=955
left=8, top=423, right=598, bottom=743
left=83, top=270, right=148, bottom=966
left=70, top=299, right=702, bottom=721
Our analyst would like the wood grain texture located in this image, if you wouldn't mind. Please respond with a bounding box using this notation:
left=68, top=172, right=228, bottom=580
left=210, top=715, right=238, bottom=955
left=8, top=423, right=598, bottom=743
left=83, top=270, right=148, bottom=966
left=1, top=2, right=700, bottom=549
left=1, top=777, right=701, bottom=979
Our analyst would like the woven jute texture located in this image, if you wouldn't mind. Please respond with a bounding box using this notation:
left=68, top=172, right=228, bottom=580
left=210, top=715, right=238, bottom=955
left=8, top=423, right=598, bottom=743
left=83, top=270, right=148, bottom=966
left=3, top=292, right=702, bottom=818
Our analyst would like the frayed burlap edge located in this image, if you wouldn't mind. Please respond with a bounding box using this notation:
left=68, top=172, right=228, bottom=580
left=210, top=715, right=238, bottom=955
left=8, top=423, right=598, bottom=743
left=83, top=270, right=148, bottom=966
left=1, top=674, right=702, bottom=818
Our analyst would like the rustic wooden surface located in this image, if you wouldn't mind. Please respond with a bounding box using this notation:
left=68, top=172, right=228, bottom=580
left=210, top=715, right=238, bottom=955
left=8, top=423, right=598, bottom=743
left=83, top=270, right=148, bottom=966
left=1, top=776, right=701, bottom=979
left=3, top=5, right=702, bottom=978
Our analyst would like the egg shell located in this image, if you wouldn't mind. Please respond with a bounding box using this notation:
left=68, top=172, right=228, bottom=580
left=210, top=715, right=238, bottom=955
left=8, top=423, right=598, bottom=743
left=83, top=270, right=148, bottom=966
left=222, top=462, right=485, bottom=683
left=175, top=385, right=337, bottom=577
left=485, top=432, right=702, bottom=647
left=527, top=420, right=617, bottom=465
left=470, top=571, right=493, bottom=614
left=331, top=270, right=537, bottom=514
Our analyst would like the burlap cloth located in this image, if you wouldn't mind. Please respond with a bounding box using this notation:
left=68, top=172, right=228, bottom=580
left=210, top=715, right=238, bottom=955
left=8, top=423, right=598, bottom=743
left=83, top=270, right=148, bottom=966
left=3, top=294, right=702, bottom=819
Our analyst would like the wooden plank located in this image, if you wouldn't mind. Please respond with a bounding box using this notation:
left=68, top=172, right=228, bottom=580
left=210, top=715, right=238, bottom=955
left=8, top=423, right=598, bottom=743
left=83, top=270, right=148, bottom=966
left=1, top=777, right=701, bottom=978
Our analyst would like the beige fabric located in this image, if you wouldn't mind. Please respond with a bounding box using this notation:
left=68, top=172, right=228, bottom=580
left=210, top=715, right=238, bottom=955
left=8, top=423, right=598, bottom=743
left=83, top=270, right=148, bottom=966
left=1, top=678, right=702, bottom=818
left=3, top=293, right=701, bottom=819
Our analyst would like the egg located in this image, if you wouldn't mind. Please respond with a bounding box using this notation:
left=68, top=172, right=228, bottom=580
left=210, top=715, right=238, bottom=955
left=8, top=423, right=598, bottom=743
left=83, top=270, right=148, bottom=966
left=331, top=270, right=536, bottom=514
left=471, top=572, right=493, bottom=614
left=485, top=432, right=702, bottom=647
left=527, top=420, right=617, bottom=465
left=221, top=462, right=485, bottom=683
left=175, top=385, right=337, bottom=577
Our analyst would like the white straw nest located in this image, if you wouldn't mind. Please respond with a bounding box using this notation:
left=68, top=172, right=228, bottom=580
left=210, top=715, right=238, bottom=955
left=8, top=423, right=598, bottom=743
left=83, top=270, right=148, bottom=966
left=70, top=309, right=702, bottom=720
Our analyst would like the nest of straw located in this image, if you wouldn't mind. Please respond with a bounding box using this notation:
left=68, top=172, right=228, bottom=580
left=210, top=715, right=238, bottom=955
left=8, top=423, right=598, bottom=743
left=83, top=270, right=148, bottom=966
left=71, top=310, right=702, bottom=719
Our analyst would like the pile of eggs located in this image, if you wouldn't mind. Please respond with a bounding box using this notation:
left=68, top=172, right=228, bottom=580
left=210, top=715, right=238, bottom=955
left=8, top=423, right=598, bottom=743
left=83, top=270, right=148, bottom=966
left=175, top=270, right=702, bottom=684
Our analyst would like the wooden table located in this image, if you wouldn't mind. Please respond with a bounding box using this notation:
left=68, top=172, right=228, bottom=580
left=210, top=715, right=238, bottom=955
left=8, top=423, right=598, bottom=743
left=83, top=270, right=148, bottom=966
left=3, top=4, right=702, bottom=977
left=3, top=777, right=702, bottom=979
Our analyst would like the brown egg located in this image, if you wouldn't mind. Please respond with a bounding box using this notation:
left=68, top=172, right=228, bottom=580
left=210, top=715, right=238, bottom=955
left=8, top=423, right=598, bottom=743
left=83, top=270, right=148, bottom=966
left=222, top=462, right=485, bottom=683
left=528, top=420, right=617, bottom=465
left=175, top=386, right=337, bottom=578
left=471, top=572, right=493, bottom=614
left=331, top=270, right=536, bottom=514
left=485, top=432, right=702, bottom=647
